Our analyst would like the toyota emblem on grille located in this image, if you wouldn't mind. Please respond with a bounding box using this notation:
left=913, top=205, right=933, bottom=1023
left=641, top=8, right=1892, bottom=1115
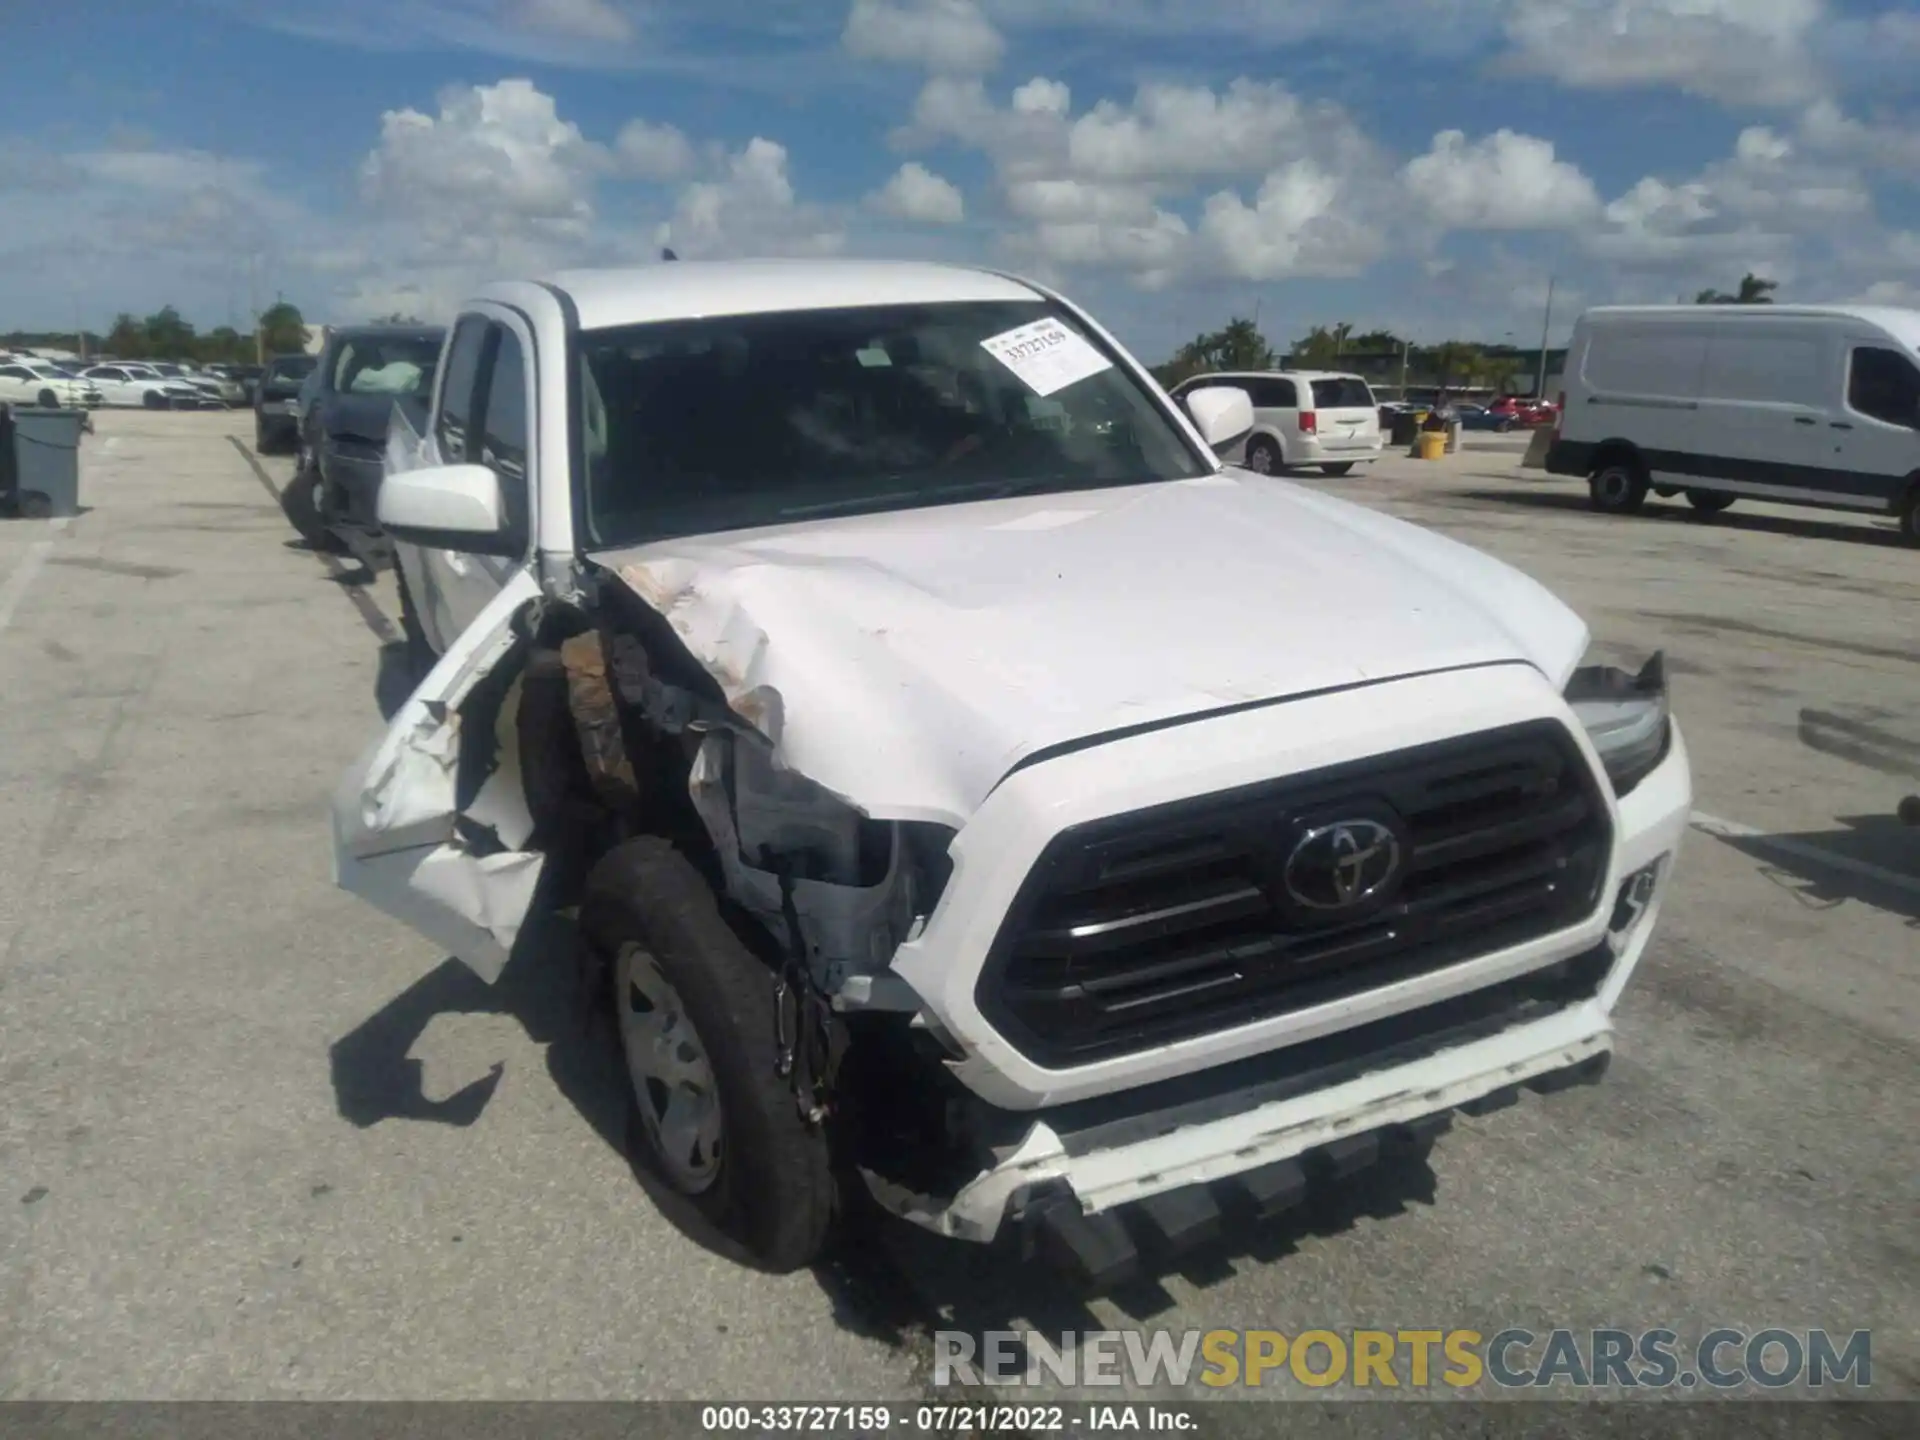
left=1282, top=819, right=1402, bottom=911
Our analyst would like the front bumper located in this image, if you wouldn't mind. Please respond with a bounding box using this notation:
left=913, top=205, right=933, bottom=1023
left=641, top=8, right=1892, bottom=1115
left=877, top=664, right=1691, bottom=1241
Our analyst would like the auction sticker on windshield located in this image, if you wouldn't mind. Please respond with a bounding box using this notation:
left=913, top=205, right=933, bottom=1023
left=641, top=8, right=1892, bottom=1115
left=980, top=317, right=1112, bottom=397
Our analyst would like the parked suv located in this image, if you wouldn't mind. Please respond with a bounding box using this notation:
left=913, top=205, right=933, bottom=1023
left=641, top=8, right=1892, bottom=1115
left=1169, top=369, right=1384, bottom=475
left=283, top=325, right=444, bottom=547
left=252, top=353, right=316, bottom=453
left=332, top=261, right=1691, bottom=1285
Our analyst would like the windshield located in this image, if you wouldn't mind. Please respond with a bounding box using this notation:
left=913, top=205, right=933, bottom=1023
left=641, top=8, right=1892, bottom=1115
left=578, top=300, right=1206, bottom=548
left=264, top=355, right=317, bottom=392
left=334, top=337, right=440, bottom=396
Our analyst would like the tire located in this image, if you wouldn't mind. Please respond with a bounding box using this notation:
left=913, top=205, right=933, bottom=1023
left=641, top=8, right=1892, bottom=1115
left=281, top=460, right=340, bottom=551
left=254, top=418, right=272, bottom=454
left=392, top=563, right=438, bottom=682
left=1685, top=490, right=1736, bottom=514
left=141, top=390, right=166, bottom=410
left=1588, top=456, right=1649, bottom=515
left=1496, top=420, right=1512, bottom=434
left=582, top=837, right=836, bottom=1273
left=1243, top=436, right=1282, bottom=474
left=19, top=492, right=53, bottom=520
left=1319, top=462, right=1356, bottom=477
left=1900, top=487, right=1920, bottom=548
left=35, top=388, right=58, bottom=409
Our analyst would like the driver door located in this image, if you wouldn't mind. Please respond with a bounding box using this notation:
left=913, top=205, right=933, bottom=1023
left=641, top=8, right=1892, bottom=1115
left=410, top=312, right=534, bottom=652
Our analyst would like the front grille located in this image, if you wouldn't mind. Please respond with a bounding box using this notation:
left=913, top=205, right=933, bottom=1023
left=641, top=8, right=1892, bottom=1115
left=978, top=720, right=1612, bottom=1066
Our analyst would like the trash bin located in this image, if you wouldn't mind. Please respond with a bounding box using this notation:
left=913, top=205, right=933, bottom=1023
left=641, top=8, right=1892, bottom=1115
left=2, top=405, right=85, bottom=518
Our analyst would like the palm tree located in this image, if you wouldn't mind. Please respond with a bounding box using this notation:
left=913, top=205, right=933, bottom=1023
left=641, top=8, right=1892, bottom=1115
left=1695, top=272, right=1778, bottom=305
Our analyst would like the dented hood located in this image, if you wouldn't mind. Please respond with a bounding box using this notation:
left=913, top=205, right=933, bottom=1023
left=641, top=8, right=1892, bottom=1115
left=600, top=471, right=1589, bottom=827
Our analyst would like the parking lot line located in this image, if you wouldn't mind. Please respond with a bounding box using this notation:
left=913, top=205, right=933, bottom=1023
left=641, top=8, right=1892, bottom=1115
left=1690, top=808, right=1920, bottom=901
left=224, top=433, right=399, bottom=646
left=0, top=515, right=71, bottom=634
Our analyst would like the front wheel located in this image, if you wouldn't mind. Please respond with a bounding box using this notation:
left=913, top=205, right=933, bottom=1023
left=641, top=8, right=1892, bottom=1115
left=35, top=388, right=58, bottom=409
left=1243, top=436, right=1282, bottom=474
left=583, top=838, right=836, bottom=1272
left=1685, top=490, right=1736, bottom=514
left=1319, top=462, right=1355, bottom=477
left=1589, top=459, right=1649, bottom=515
left=1900, top=487, right=1920, bottom=548
left=281, top=461, right=340, bottom=551
left=141, top=390, right=166, bottom=410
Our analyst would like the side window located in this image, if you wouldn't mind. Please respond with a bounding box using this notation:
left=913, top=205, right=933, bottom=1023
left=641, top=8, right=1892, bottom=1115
left=1259, top=378, right=1299, bottom=409
left=476, top=326, right=530, bottom=547
left=0, top=366, right=28, bottom=380
left=1848, top=347, right=1920, bottom=427
left=435, top=318, right=490, bottom=462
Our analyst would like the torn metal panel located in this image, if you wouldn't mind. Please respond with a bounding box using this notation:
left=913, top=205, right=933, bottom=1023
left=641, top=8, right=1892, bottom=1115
left=598, top=471, right=1588, bottom=828
left=331, top=570, right=546, bottom=983
left=687, top=733, right=917, bottom=988
left=558, top=629, right=641, bottom=812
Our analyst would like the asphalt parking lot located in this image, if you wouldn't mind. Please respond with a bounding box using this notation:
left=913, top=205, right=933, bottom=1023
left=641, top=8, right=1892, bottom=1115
left=2, top=410, right=1916, bottom=1412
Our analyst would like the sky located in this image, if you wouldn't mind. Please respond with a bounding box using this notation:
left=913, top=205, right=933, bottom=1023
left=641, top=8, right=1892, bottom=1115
left=1, top=0, right=1916, bottom=362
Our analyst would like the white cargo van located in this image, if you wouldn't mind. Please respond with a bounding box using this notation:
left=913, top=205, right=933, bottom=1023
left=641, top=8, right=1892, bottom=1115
left=1545, top=305, right=1920, bottom=543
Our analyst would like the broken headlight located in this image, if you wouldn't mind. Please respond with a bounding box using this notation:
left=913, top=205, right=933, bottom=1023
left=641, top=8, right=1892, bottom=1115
left=1564, top=650, right=1671, bottom=797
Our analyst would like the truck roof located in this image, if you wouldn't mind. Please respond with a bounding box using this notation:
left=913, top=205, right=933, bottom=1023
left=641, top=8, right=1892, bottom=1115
left=1581, top=303, right=1920, bottom=349
left=513, top=259, right=1047, bottom=332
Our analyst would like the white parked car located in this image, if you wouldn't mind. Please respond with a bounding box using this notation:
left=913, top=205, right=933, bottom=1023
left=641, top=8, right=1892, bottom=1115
left=0, top=360, right=103, bottom=409
left=146, top=361, right=244, bottom=406
left=1169, top=369, right=1385, bottom=476
left=74, top=364, right=200, bottom=409
left=332, top=260, right=1691, bottom=1285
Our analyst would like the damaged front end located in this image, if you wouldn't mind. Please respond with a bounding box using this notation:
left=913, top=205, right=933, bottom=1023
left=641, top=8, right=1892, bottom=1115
left=329, top=557, right=980, bottom=1206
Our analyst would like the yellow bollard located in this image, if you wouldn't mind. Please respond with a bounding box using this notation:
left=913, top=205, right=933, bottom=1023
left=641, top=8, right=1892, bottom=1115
left=1416, top=431, right=1446, bottom=461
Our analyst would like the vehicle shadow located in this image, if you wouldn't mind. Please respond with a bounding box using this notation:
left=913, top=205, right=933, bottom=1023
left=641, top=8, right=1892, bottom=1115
left=327, top=915, right=1446, bottom=1347
left=1706, top=811, right=1920, bottom=926
left=1453, top=488, right=1907, bottom=547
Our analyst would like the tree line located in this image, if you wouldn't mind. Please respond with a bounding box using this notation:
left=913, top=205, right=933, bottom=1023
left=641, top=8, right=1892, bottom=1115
left=4, top=303, right=312, bottom=364
left=1150, top=319, right=1536, bottom=393
left=1151, top=273, right=1781, bottom=391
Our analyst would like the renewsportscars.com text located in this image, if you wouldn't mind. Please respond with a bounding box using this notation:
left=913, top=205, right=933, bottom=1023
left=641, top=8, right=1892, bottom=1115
left=934, top=1327, right=1873, bottom=1391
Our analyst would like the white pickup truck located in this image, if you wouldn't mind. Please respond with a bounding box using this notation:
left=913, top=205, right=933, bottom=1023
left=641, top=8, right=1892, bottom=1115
left=331, top=260, right=1692, bottom=1284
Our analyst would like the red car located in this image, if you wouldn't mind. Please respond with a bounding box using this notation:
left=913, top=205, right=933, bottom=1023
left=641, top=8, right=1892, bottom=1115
left=1489, top=395, right=1552, bottom=425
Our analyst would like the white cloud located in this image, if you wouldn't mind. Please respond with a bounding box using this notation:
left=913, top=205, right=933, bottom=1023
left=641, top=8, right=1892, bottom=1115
left=359, top=79, right=602, bottom=227
left=615, top=118, right=696, bottom=180
left=1066, top=79, right=1368, bottom=184
left=868, top=161, right=966, bottom=222
left=1585, top=123, right=1879, bottom=296
left=656, top=138, right=846, bottom=258
left=1198, top=161, right=1385, bottom=281
left=503, top=0, right=635, bottom=43
left=1796, top=100, right=1920, bottom=182
left=1403, top=129, right=1602, bottom=231
left=843, top=0, right=1004, bottom=74
left=1500, top=0, right=1827, bottom=106
left=1010, top=76, right=1070, bottom=115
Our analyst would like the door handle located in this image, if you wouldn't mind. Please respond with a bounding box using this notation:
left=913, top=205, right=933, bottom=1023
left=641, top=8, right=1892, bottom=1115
left=1830, top=421, right=1853, bottom=430
left=1793, top=416, right=1816, bottom=425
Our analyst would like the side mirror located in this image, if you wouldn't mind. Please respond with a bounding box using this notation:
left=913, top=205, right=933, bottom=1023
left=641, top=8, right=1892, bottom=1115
left=377, top=463, right=516, bottom=555
left=1183, top=385, right=1255, bottom=455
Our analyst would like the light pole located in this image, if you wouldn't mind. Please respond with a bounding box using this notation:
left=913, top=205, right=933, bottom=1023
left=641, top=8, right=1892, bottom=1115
left=1535, top=276, right=1557, bottom=400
